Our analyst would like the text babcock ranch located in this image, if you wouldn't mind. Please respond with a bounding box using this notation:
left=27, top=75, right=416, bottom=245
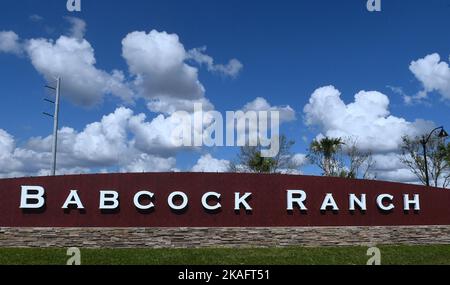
left=17, top=186, right=421, bottom=212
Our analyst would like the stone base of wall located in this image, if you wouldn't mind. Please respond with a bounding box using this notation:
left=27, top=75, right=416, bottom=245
left=1, top=226, right=450, bottom=248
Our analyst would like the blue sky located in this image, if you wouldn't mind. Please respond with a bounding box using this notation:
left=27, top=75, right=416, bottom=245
left=0, top=0, right=449, bottom=181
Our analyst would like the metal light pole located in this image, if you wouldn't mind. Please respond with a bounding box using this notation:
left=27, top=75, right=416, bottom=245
left=43, top=77, right=61, bottom=176
left=420, top=126, right=448, bottom=187
left=51, top=78, right=61, bottom=176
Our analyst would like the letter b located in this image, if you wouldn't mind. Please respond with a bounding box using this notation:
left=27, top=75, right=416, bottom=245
left=20, top=186, right=45, bottom=209
left=99, top=191, right=119, bottom=210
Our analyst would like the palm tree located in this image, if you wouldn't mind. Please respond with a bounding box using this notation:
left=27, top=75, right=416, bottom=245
left=308, top=137, right=344, bottom=176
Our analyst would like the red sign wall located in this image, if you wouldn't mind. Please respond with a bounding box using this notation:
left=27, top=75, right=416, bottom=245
left=0, top=173, right=449, bottom=227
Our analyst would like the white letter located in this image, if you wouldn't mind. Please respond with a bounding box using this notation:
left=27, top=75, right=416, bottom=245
left=203, top=111, right=224, bottom=147
left=66, top=247, right=81, bottom=265
left=67, top=0, right=81, bottom=12
left=62, top=190, right=84, bottom=209
left=367, top=0, right=381, bottom=12
left=349, top=194, right=367, bottom=211
left=287, top=190, right=307, bottom=211
left=99, top=191, right=119, bottom=210
left=133, top=191, right=155, bottom=210
left=367, top=247, right=381, bottom=265
left=193, top=103, right=203, bottom=147
left=171, top=111, right=192, bottom=147
left=234, top=193, right=252, bottom=211
left=260, top=111, right=280, bottom=158
left=168, top=191, right=188, bottom=211
left=320, top=193, right=339, bottom=211
left=20, top=186, right=45, bottom=209
left=403, top=194, right=420, bottom=211
left=201, top=192, right=222, bottom=211
left=226, top=111, right=258, bottom=147
left=377, top=194, right=394, bottom=211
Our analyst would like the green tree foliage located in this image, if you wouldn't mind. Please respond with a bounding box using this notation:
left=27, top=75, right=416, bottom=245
left=308, top=137, right=344, bottom=177
left=229, top=135, right=297, bottom=174
left=444, top=144, right=450, bottom=166
left=308, top=137, right=375, bottom=179
left=400, top=135, right=450, bottom=188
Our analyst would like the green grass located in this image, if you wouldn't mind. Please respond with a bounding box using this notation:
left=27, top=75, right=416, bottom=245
left=1, top=245, right=450, bottom=265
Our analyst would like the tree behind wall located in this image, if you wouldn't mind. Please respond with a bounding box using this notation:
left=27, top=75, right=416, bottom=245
left=445, top=144, right=450, bottom=186
left=229, top=135, right=297, bottom=173
left=307, top=137, right=375, bottom=179
left=308, top=137, right=344, bottom=177
left=400, top=135, right=450, bottom=188
left=343, top=141, right=376, bottom=180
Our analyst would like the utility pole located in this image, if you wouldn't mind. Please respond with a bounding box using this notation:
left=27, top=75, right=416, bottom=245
left=43, top=77, right=61, bottom=176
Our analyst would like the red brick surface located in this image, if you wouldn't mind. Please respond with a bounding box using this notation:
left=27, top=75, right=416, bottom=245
left=0, top=173, right=448, bottom=227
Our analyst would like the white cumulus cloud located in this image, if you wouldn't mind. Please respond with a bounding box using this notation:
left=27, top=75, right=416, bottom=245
left=370, top=153, right=418, bottom=183
left=122, top=30, right=242, bottom=114
left=122, top=30, right=207, bottom=113
left=243, top=97, right=296, bottom=123
left=0, top=107, right=190, bottom=178
left=192, top=154, right=230, bottom=172
left=409, top=53, right=450, bottom=101
left=290, top=153, right=308, bottom=168
left=0, top=31, right=23, bottom=55
left=1, top=18, right=134, bottom=107
left=187, top=47, right=243, bottom=77
left=121, top=154, right=177, bottom=173
left=2, top=22, right=243, bottom=114
left=25, top=35, right=133, bottom=106
left=65, top=16, right=87, bottom=40
left=303, top=85, right=438, bottom=184
left=303, top=85, right=433, bottom=153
